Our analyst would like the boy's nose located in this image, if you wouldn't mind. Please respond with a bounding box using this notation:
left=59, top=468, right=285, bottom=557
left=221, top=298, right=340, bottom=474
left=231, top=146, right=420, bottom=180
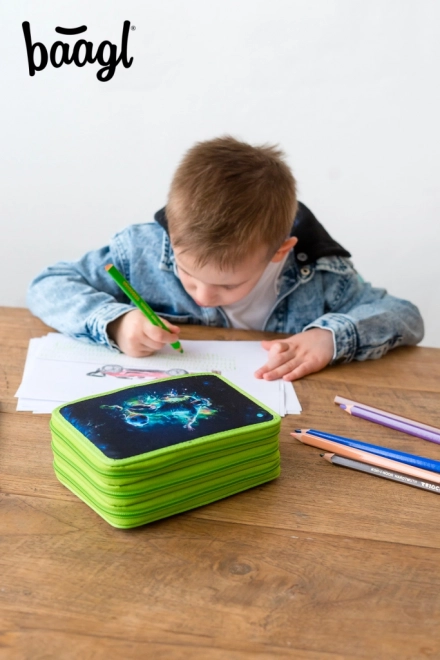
left=194, top=285, right=217, bottom=307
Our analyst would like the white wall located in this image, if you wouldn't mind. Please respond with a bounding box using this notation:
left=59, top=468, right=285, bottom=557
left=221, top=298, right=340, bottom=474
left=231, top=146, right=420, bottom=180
left=1, top=0, right=439, bottom=346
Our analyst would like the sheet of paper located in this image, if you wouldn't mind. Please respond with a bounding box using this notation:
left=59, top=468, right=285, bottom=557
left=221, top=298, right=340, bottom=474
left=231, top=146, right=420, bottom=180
left=18, top=337, right=40, bottom=386
left=285, top=381, right=302, bottom=414
left=15, top=334, right=301, bottom=416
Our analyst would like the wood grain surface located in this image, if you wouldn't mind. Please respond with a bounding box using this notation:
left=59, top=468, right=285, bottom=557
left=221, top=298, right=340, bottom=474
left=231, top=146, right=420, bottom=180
left=1, top=307, right=440, bottom=659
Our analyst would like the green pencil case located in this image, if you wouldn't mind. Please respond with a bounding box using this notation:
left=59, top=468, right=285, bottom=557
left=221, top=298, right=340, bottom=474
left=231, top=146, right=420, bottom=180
left=50, top=373, right=281, bottom=528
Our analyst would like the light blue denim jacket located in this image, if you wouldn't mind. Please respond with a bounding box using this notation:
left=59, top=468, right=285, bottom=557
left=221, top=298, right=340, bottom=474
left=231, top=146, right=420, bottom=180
left=27, top=220, right=424, bottom=363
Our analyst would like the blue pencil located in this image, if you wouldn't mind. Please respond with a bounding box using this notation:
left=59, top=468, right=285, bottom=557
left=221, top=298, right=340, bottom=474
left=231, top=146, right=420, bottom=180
left=295, top=429, right=440, bottom=474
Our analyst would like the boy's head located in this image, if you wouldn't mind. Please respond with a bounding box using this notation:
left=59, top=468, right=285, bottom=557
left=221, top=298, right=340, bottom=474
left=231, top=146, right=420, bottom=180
left=166, top=136, right=298, bottom=307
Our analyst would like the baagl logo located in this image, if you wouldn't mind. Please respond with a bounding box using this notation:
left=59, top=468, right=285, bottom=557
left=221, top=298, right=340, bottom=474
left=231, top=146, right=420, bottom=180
left=22, top=21, right=134, bottom=82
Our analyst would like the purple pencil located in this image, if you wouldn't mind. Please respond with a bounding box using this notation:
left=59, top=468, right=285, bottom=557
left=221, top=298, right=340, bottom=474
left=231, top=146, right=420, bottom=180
left=335, top=396, right=440, bottom=445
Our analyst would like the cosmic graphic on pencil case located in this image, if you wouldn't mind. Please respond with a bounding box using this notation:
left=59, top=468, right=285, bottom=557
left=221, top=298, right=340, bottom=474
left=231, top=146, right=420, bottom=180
left=59, top=375, right=274, bottom=459
left=101, top=390, right=216, bottom=431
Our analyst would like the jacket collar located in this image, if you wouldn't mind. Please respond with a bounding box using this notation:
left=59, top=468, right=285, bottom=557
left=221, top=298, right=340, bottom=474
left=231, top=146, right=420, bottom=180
left=157, top=219, right=175, bottom=272
left=154, top=201, right=350, bottom=268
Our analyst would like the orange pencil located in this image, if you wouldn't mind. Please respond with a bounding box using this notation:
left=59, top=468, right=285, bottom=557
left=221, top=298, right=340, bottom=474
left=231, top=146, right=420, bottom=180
left=291, top=431, right=440, bottom=485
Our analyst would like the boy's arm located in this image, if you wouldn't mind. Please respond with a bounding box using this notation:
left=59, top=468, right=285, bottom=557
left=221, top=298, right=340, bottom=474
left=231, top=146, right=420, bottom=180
left=256, top=259, right=424, bottom=381
left=27, top=244, right=134, bottom=348
left=303, top=261, right=424, bottom=363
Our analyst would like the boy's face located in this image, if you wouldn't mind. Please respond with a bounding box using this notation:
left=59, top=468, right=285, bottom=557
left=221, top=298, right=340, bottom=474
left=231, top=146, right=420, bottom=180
left=173, top=237, right=297, bottom=308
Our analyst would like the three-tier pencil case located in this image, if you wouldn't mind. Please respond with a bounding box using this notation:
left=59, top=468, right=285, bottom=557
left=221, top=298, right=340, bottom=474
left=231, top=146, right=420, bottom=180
left=50, top=373, right=281, bottom=528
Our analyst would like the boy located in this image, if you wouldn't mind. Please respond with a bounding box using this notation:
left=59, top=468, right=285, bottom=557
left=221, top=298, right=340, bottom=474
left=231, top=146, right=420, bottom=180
left=27, top=136, right=424, bottom=382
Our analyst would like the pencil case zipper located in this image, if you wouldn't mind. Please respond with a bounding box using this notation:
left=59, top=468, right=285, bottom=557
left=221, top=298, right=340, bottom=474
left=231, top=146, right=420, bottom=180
left=54, top=459, right=280, bottom=519
left=52, top=440, right=280, bottom=498
left=50, top=423, right=280, bottom=480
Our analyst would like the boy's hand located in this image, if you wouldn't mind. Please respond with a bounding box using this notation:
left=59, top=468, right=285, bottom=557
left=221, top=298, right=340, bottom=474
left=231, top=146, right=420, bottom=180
left=254, top=328, right=334, bottom=382
left=107, top=309, right=181, bottom=357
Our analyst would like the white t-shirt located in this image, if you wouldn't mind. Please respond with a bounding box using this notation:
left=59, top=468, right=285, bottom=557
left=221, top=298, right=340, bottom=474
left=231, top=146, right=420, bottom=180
left=221, top=255, right=288, bottom=330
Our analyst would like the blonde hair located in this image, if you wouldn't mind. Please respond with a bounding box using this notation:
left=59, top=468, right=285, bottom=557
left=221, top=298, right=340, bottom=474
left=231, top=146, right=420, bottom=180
left=166, top=136, right=297, bottom=269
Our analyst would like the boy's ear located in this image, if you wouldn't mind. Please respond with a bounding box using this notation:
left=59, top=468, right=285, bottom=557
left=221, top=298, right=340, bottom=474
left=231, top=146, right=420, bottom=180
left=271, top=237, right=298, bottom=263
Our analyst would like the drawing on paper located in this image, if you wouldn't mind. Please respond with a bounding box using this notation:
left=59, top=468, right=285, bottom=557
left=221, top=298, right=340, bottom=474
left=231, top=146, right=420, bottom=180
left=86, top=364, right=222, bottom=380
left=86, top=364, right=189, bottom=379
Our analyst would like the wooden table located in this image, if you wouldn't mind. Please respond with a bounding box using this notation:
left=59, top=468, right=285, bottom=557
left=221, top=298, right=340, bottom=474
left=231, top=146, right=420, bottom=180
left=2, top=307, right=440, bottom=659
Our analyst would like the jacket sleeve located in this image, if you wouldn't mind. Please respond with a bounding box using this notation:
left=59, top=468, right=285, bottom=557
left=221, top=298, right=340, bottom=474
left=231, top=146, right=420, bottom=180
left=302, top=259, right=424, bottom=363
left=26, top=240, right=134, bottom=349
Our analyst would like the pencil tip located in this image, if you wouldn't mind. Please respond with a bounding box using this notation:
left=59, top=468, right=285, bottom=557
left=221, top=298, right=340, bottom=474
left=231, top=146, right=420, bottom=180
left=179, top=349, right=184, bottom=353
left=104, top=264, right=113, bottom=271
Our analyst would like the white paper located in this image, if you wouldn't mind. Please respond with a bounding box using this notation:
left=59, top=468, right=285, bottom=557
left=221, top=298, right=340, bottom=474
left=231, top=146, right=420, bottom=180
left=16, top=334, right=302, bottom=416
left=285, top=381, right=302, bottom=414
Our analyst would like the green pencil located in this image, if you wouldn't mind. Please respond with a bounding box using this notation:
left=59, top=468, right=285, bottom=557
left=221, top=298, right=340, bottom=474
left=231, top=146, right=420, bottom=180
left=105, top=263, right=183, bottom=353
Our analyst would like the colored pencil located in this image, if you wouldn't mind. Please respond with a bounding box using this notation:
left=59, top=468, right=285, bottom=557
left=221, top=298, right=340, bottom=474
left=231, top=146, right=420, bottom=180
left=290, top=432, right=440, bottom=484
left=293, top=428, right=440, bottom=474
left=105, top=264, right=183, bottom=353
left=335, top=395, right=440, bottom=444
left=322, top=453, right=440, bottom=495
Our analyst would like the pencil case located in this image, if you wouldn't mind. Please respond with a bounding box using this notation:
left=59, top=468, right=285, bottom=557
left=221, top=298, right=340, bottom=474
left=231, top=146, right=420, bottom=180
left=50, top=373, right=281, bottom=528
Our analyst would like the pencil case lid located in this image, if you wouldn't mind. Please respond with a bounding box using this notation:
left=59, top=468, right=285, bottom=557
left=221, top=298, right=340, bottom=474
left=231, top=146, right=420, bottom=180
left=50, top=373, right=280, bottom=474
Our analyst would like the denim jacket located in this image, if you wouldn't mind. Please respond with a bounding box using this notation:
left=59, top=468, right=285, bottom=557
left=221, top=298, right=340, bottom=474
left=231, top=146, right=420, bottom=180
left=27, top=205, right=424, bottom=363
